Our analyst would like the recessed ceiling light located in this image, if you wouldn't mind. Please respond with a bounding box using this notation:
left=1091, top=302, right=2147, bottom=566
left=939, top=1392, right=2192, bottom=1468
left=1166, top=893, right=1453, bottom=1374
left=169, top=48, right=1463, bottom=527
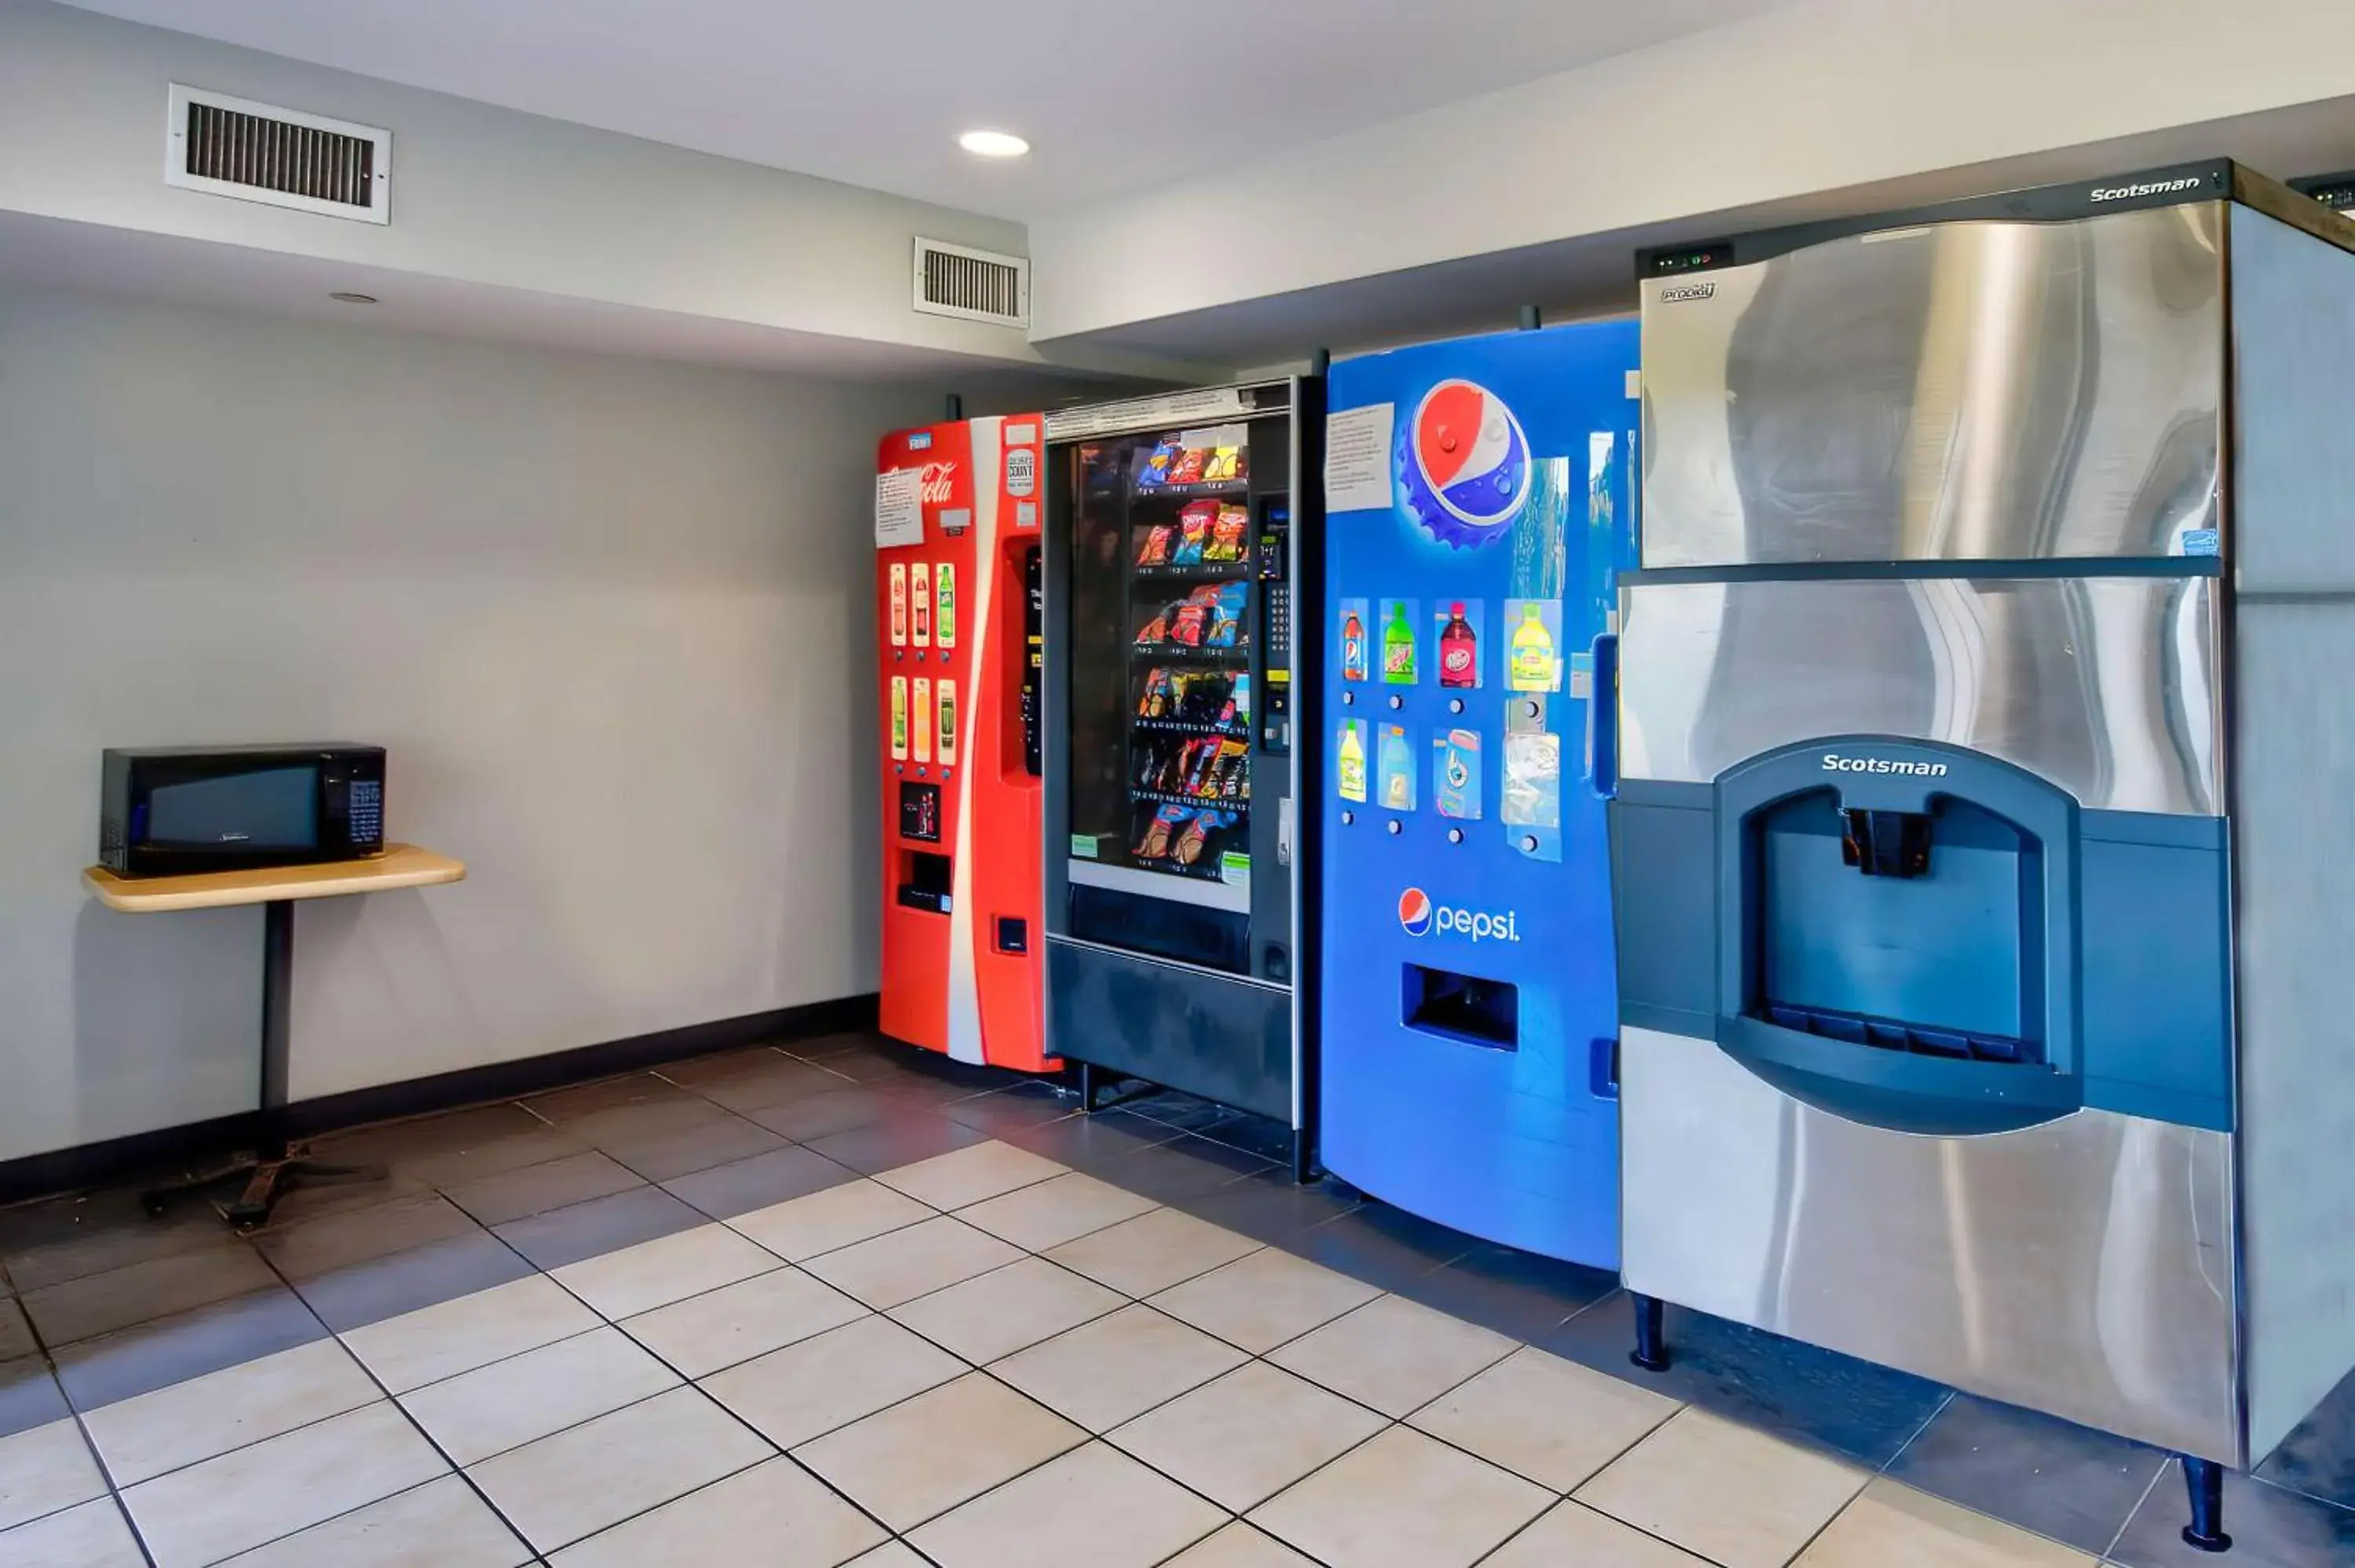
left=329, top=291, right=378, bottom=304
left=958, top=129, right=1030, bottom=159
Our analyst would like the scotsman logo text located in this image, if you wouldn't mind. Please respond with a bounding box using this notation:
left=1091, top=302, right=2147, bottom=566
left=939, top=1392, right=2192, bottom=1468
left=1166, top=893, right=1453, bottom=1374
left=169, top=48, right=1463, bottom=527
left=1822, top=753, right=1948, bottom=777
left=2090, top=177, right=2203, bottom=202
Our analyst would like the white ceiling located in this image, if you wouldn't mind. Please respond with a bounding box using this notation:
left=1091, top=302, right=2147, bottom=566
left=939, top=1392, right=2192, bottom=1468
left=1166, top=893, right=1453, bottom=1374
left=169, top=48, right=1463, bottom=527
left=0, top=210, right=1146, bottom=408
left=59, top=0, right=1784, bottom=219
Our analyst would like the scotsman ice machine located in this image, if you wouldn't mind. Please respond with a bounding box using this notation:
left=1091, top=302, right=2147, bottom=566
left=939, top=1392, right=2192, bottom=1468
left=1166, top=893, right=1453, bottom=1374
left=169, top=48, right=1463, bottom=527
left=1609, top=161, right=2355, bottom=1551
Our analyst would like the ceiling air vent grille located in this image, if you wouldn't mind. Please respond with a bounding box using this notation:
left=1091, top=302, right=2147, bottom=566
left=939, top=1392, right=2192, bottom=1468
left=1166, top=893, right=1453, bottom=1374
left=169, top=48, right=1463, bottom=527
left=166, top=86, right=392, bottom=224
left=913, top=238, right=1029, bottom=327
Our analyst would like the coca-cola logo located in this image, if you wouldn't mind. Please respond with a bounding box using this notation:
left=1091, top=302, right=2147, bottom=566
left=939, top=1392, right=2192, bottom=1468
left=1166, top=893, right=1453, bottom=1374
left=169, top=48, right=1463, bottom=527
left=919, top=462, right=958, bottom=505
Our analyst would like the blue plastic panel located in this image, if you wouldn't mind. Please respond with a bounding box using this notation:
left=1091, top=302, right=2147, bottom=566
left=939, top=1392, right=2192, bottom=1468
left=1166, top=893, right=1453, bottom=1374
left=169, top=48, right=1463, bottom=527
left=1319, top=322, right=1637, bottom=1267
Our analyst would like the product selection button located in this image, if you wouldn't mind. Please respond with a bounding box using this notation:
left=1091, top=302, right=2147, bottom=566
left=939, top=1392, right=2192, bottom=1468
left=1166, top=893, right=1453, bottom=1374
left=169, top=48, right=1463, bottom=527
left=1448, top=828, right=1464, bottom=844
left=1387, top=820, right=1402, bottom=835
left=1388, top=694, right=1403, bottom=710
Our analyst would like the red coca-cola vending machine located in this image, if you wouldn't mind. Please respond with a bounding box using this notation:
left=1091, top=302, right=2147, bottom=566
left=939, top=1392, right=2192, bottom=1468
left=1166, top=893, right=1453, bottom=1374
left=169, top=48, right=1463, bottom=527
left=874, top=414, right=1053, bottom=1070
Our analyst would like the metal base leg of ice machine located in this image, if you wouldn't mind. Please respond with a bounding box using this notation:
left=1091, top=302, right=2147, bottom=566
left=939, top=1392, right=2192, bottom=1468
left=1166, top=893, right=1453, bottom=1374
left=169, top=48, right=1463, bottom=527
left=2180, top=1455, right=2232, bottom=1553
left=1629, top=1293, right=1671, bottom=1373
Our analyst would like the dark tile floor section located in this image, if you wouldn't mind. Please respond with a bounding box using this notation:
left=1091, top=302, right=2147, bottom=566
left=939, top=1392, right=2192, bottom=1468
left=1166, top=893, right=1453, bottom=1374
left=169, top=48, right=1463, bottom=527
left=0, top=1029, right=2351, bottom=1567
left=1886, top=1392, right=2171, bottom=1555
left=2259, top=1362, right=2355, bottom=1511
left=1540, top=1290, right=1952, bottom=1470
left=2112, top=1459, right=2355, bottom=1567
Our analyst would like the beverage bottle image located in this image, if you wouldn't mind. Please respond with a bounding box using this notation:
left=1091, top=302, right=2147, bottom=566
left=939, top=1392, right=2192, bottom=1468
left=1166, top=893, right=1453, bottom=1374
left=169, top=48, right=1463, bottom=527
left=1337, top=723, right=1367, bottom=802
left=1510, top=603, right=1556, bottom=691
left=1341, top=609, right=1368, bottom=681
left=889, top=563, right=908, bottom=646
left=889, top=676, right=909, bottom=759
left=911, top=678, right=933, bottom=763
left=1378, top=725, right=1414, bottom=809
left=935, top=563, right=957, bottom=650
left=911, top=563, right=933, bottom=647
left=1439, top=603, right=1477, bottom=687
left=1382, top=602, right=1416, bottom=684
left=937, top=680, right=958, bottom=765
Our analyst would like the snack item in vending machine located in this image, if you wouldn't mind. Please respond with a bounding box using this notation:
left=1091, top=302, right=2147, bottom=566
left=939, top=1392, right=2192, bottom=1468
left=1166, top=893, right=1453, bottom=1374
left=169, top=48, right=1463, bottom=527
left=1137, top=524, right=1175, bottom=567
left=1168, top=447, right=1208, bottom=485
left=1170, top=601, right=1211, bottom=647
left=1201, top=446, right=1243, bottom=483
left=1143, top=439, right=1183, bottom=486
left=1206, top=582, right=1250, bottom=647
left=1174, top=809, right=1228, bottom=866
left=1138, top=667, right=1174, bottom=718
left=1172, top=501, right=1216, bottom=564
left=1136, top=803, right=1189, bottom=859
left=1206, top=504, right=1250, bottom=562
left=1135, top=610, right=1171, bottom=645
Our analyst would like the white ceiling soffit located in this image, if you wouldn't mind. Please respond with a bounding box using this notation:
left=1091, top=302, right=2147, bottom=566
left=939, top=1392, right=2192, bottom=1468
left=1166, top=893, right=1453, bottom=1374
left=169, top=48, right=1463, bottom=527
left=57, top=0, right=1786, bottom=219
left=0, top=210, right=1158, bottom=406
left=1066, top=91, right=2355, bottom=370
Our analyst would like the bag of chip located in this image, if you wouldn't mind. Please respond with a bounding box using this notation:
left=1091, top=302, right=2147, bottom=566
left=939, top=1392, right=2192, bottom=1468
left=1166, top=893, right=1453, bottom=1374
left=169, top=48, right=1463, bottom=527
left=1137, top=525, right=1174, bottom=566
left=1136, top=803, right=1189, bottom=860
left=1169, top=447, right=1207, bottom=485
left=1207, top=505, right=1249, bottom=562
left=1171, top=500, right=1216, bottom=564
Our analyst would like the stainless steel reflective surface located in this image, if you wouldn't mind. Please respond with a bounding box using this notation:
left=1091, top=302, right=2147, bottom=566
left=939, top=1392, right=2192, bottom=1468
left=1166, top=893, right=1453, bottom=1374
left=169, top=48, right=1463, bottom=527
left=1641, top=205, right=2224, bottom=567
left=1617, top=574, right=2222, bottom=815
left=1620, top=1025, right=2242, bottom=1462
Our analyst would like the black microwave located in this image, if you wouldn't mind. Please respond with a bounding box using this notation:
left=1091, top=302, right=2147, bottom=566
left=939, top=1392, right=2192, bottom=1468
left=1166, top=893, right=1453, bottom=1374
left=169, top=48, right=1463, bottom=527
left=99, top=745, right=386, bottom=875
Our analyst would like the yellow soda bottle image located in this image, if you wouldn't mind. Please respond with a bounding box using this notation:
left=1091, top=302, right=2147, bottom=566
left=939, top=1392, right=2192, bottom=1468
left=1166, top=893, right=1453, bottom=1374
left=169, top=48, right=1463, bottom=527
left=889, top=676, right=909, bottom=759
left=937, top=680, right=958, bottom=765
left=1337, top=721, right=1367, bottom=803
left=911, top=677, right=933, bottom=763
left=1510, top=602, right=1556, bottom=691
left=936, top=563, right=958, bottom=650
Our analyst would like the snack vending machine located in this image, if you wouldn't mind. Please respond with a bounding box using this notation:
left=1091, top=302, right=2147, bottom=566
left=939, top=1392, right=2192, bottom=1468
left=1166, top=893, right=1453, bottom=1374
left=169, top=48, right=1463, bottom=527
left=1318, top=324, right=1638, bottom=1266
left=875, top=414, right=1053, bottom=1071
left=1041, top=381, right=1317, bottom=1166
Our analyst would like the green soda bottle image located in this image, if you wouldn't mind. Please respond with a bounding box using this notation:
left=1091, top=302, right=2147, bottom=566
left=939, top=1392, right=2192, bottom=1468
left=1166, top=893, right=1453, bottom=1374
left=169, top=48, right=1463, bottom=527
left=1382, top=601, right=1416, bottom=684
left=935, top=563, right=957, bottom=650
left=1510, top=602, right=1556, bottom=691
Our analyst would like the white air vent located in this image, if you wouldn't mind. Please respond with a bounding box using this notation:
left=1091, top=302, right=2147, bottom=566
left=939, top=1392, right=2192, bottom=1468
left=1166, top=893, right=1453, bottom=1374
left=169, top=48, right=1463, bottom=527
left=166, top=86, right=391, bottom=224
left=913, top=238, right=1028, bottom=327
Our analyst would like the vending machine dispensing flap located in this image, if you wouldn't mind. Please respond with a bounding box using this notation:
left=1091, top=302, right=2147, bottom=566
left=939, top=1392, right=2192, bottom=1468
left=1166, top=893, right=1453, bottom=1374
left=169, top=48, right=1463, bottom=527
left=1713, top=738, right=2083, bottom=1136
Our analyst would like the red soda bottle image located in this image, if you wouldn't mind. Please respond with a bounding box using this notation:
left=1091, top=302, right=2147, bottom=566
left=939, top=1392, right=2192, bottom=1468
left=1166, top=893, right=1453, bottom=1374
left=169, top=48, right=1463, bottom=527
left=1439, top=603, right=1477, bottom=687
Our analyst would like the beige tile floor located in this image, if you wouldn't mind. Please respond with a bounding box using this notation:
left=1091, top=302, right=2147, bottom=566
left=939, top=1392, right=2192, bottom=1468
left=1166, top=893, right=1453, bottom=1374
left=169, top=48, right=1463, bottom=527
left=0, top=1131, right=2124, bottom=1567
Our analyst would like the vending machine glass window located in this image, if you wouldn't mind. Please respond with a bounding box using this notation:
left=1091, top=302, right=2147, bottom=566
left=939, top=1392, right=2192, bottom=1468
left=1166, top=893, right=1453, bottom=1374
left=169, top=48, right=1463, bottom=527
left=1064, top=427, right=1258, bottom=972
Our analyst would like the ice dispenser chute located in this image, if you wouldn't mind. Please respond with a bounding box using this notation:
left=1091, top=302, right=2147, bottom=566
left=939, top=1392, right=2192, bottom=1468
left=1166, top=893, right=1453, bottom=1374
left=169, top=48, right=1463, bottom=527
left=1715, top=738, right=2081, bottom=1136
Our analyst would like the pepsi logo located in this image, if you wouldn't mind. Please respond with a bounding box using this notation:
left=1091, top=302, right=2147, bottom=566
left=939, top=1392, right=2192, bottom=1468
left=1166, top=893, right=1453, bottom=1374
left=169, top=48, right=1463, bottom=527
left=1396, top=380, right=1531, bottom=550
left=1397, top=888, right=1524, bottom=944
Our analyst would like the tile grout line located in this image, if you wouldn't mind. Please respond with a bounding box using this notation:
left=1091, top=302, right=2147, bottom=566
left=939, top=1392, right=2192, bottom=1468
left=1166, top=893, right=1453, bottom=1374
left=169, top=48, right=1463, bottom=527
left=237, top=1209, right=552, bottom=1567
left=2103, top=1460, right=2168, bottom=1561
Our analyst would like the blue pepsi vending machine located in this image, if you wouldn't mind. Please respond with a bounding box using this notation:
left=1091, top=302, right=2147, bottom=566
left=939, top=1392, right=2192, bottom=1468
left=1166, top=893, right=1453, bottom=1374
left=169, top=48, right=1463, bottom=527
left=1316, top=322, right=1638, bottom=1266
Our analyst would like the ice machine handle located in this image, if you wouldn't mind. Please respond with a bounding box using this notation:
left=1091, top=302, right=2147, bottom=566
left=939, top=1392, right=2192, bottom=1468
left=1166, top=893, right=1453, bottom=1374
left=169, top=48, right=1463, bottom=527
left=1586, top=633, right=1619, bottom=800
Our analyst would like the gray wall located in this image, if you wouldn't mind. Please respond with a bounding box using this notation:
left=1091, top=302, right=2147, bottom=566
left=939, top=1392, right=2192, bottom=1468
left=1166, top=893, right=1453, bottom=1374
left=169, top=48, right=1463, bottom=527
left=0, top=283, right=934, bottom=1162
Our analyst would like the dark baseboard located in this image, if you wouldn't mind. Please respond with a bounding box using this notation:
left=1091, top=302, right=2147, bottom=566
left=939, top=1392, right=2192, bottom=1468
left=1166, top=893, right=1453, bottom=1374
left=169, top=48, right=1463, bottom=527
left=0, top=993, right=881, bottom=1208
